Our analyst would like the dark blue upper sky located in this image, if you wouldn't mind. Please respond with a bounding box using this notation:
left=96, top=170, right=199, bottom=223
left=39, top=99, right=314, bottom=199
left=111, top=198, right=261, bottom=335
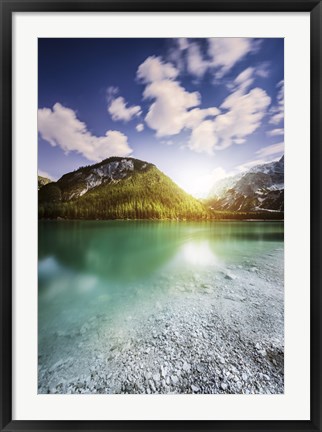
left=38, top=38, right=284, bottom=196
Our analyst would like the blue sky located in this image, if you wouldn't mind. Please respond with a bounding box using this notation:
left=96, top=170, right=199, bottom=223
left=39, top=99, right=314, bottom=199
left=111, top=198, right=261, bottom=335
left=38, top=38, right=284, bottom=197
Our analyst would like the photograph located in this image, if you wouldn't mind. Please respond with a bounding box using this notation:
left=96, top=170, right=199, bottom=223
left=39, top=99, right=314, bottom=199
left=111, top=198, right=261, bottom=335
left=37, top=37, right=284, bottom=395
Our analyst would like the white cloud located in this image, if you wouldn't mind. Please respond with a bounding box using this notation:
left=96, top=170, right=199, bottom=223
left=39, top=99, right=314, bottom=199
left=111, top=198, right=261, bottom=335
left=208, top=38, right=255, bottom=78
left=186, top=42, right=209, bottom=78
left=168, top=38, right=256, bottom=80
left=234, top=67, right=254, bottom=90
left=256, top=62, right=270, bottom=78
left=184, top=107, right=220, bottom=129
left=108, top=96, right=141, bottom=122
left=137, top=55, right=220, bottom=139
left=256, top=142, right=284, bottom=158
left=218, top=87, right=271, bottom=144
left=234, top=138, right=246, bottom=144
left=137, top=56, right=179, bottom=83
left=38, top=169, right=56, bottom=181
left=267, top=128, right=284, bottom=137
left=167, top=39, right=188, bottom=72
left=188, top=120, right=218, bottom=155
left=143, top=80, right=221, bottom=138
left=136, top=123, right=144, bottom=132
left=143, top=79, right=204, bottom=137
left=269, top=80, right=284, bottom=125
left=38, top=103, right=132, bottom=162
left=189, top=68, right=271, bottom=153
left=270, top=113, right=284, bottom=125
left=178, top=38, right=189, bottom=51
left=138, top=56, right=270, bottom=155
left=107, top=86, right=119, bottom=100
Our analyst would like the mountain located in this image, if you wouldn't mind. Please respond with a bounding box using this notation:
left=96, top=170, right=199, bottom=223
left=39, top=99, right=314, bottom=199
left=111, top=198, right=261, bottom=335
left=38, top=157, right=208, bottom=220
left=38, top=175, right=52, bottom=190
left=208, top=156, right=284, bottom=212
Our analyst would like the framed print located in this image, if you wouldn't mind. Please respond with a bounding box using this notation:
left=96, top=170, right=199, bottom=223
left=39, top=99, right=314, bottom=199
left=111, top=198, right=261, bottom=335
left=1, top=1, right=321, bottom=431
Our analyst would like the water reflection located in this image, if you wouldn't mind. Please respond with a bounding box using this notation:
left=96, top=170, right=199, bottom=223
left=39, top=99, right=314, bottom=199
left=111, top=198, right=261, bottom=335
left=180, top=241, right=218, bottom=266
left=38, top=221, right=284, bottom=340
left=39, top=221, right=184, bottom=282
left=39, top=221, right=283, bottom=280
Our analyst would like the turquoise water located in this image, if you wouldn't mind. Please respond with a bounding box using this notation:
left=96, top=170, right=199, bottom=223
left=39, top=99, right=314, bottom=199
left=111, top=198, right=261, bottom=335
left=38, top=220, right=284, bottom=381
left=39, top=221, right=283, bottom=323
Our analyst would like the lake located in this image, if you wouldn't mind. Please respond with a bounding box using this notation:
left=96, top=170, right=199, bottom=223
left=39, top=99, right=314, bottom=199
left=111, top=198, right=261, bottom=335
left=38, top=221, right=284, bottom=394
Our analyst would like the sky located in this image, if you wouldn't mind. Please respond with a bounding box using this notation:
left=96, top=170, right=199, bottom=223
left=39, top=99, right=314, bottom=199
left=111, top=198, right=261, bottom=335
left=38, top=38, right=284, bottom=197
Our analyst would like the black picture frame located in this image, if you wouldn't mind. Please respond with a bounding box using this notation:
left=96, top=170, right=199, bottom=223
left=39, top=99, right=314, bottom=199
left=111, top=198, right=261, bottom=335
left=1, top=0, right=321, bottom=431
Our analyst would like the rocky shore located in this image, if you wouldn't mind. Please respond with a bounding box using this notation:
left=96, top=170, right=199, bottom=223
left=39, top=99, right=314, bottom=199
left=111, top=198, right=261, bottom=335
left=38, top=248, right=284, bottom=395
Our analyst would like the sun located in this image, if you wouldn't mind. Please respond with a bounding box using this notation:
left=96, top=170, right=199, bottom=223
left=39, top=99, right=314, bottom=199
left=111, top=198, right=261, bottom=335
left=174, top=166, right=228, bottom=198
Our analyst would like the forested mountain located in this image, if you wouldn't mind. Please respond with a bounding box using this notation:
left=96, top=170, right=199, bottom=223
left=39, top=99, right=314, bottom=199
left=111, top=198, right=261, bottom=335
left=207, top=156, right=284, bottom=212
left=38, top=157, right=208, bottom=220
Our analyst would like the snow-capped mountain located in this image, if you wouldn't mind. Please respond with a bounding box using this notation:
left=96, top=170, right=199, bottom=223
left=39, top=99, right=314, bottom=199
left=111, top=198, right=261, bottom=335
left=56, top=157, right=150, bottom=201
left=208, top=156, right=284, bottom=212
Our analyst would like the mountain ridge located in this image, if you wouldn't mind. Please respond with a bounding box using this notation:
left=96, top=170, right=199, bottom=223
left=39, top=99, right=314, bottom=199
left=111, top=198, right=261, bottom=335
left=207, top=156, right=284, bottom=212
left=39, top=156, right=208, bottom=220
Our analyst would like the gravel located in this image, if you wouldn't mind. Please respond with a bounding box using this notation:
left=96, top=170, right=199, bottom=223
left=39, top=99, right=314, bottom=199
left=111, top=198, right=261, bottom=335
left=38, top=248, right=284, bottom=395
